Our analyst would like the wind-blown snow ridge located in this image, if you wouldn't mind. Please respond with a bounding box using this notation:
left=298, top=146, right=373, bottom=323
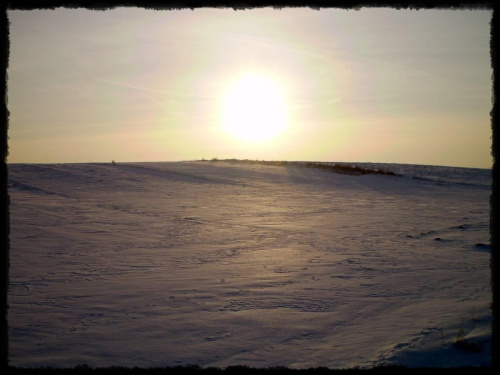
left=202, top=158, right=400, bottom=176
left=8, top=161, right=491, bottom=369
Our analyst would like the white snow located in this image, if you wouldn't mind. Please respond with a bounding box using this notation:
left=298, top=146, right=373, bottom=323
left=7, top=161, right=492, bottom=369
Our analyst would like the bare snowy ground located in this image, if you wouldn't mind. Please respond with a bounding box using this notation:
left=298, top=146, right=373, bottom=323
left=7, top=161, right=492, bottom=369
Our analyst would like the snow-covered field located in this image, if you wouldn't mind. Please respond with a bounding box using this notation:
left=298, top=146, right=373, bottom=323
left=7, top=161, right=492, bottom=369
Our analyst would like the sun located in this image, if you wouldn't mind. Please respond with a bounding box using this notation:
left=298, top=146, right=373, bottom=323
left=222, top=73, right=287, bottom=143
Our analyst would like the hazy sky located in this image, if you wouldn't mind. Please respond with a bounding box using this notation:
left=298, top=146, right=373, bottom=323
left=7, top=7, right=492, bottom=168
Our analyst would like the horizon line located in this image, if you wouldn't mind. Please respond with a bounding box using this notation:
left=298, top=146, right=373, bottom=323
left=5, top=158, right=492, bottom=170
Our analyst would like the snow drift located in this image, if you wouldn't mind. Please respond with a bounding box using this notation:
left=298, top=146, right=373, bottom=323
left=7, top=161, right=492, bottom=369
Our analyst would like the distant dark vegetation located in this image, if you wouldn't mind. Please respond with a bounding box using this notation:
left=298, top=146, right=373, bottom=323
left=200, top=158, right=400, bottom=177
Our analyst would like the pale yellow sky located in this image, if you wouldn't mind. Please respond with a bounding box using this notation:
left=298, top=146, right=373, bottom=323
left=7, top=7, right=493, bottom=168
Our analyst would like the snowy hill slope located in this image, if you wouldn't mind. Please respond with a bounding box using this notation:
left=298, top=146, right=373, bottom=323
left=7, top=161, right=491, bottom=369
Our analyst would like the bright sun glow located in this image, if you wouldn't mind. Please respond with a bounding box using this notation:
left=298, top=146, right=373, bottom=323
left=222, top=73, right=287, bottom=143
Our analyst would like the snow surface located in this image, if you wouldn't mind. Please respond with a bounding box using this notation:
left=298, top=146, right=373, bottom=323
left=7, top=161, right=492, bottom=369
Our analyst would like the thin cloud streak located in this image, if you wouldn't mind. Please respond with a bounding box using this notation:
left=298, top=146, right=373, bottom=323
left=99, top=78, right=218, bottom=103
